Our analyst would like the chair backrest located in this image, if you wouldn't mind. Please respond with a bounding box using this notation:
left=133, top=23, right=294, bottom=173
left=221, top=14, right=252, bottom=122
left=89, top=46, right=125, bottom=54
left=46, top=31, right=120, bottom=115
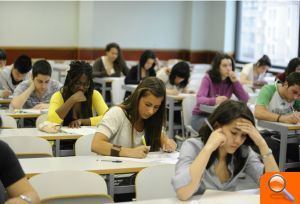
left=41, top=194, right=113, bottom=204
left=1, top=115, right=17, bottom=128
left=29, top=171, right=111, bottom=203
left=0, top=136, right=53, bottom=158
left=135, top=164, right=176, bottom=200
left=75, top=134, right=97, bottom=156
left=36, top=113, right=48, bottom=127
left=182, top=95, right=196, bottom=128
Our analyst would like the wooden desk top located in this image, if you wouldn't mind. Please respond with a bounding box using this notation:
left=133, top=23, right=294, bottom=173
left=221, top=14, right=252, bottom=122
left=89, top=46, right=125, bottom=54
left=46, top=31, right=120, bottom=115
left=0, top=98, right=12, bottom=104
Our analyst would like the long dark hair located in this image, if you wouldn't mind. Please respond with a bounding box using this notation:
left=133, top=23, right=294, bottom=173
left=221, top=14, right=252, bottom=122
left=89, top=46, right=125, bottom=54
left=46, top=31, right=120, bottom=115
left=255, top=55, right=271, bottom=67
left=169, top=61, right=190, bottom=88
left=207, top=53, right=235, bottom=84
left=198, top=100, right=255, bottom=176
left=285, top=57, right=300, bottom=77
left=61, top=61, right=95, bottom=119
left=139, top=50, right=156, bottom=70
left=120, top=77, right=166, bottom=151
left=105, top=42, right=127, bottom=74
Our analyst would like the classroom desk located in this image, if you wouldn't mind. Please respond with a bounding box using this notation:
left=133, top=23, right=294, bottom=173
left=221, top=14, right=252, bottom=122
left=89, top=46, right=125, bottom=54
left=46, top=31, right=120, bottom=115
left=0, top=97, right=12, bottom=104
left=93, top=77, right=126, bottom=106
left=0, top=109, right=46, bottom=119
left=121, top=189, right=259, bottom=204
left=0, top=128, right=83, bottom=156
left=122, top=84, right=138, bottom=93
left=166, top=94, right=195, bottom=138
left=52, top=63, right=69, bottom=82
left=20, top=152, right=178, bottom=197
left=199, top=104, right=218, bottom=114
left=257, top=120, right=300, bottom=171
left=93, top=77, right=114, bottom=102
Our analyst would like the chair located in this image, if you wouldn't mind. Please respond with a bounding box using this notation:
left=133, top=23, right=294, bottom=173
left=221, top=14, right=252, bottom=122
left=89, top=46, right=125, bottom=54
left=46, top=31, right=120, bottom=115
left=36, top=113, right=48, bottom=127
left=75, top=134, right=97, bottom=156
left=135, top=164, right=176, bottom=200
left=1, top=115, right=17, bottom=129
left=181, top=95, right=199, bottom=138
left=29, top=171, right=112, bottom=204
left=0, top=136, right=53, bottom=158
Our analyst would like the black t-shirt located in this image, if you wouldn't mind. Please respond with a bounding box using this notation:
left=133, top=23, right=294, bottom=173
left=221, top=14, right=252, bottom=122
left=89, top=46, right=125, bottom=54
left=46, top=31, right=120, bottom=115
left=0, top=140, right=25, bottom=203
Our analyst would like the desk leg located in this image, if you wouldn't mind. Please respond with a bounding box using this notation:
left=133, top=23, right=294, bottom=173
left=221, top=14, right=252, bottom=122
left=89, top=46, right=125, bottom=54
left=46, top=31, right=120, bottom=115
left=58, top=70, right=62, bottom=82
left=168, top=98, right=174, bottom=138
left=102, top=82, right=106, bottom=102
left=107, top=174, right=115, bottom=197
left=55, top=140, right=60, bottom=157
left=279, top=128, right=288, bottom=171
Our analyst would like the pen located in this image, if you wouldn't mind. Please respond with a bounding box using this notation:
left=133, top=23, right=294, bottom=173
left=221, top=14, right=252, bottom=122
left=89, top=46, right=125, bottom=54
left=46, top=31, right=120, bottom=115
left=142, top=136, right=146, bottom=145
left=204, top=118, right=214, bottom=131
left=100, top=159, right=122, bottom=163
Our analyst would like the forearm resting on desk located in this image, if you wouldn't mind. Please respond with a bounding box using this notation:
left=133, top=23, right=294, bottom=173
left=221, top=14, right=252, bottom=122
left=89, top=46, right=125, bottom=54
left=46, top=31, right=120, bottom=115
left=92, top=133, right=149, bottom=158
left=254, top=105, right=279, bottom=122
left=176, top=147, right=212, bottom=201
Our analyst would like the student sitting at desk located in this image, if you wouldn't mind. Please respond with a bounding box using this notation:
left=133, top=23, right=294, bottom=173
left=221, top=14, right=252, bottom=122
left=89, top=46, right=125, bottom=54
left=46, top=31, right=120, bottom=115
left=240, top=55, right=271, bottom=88
left=48, top=61, right=108, bottom=128
left=92, top=42, right=128, bottom=78
left=92, top=77, right=177, bottom=158
left=0, top=49, right=7, bottom=68
left=191, top=53, right=249, bottom=132
left=0, top=55, right=32, bottom=98
left=11, top=60, right=61, bottom=110
left=254, top=72, right=300, bottom=163
left=157, top=61, right=191, bottom=95
left=172, top=100, right=279, bottom=201
left=124, top=50, right=157, bottom=99
left=0, top=118, right=40, bottom=204
left=276, top=57, right=300, bottom=83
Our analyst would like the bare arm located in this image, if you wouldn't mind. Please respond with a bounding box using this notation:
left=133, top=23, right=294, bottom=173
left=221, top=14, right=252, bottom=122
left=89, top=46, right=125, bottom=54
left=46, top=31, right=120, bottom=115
left=55, top=91, right=86, bottom=120
left=11, top=84, right=35, bottom=109
left=92, top=133, right=149, bottom=158
left=254, top=105, right=278, bottom=122
left=254, top=105, right=299, bottom=124
left=6, top=177, right=40, bottom=204
left=240, top=73, right=252, bottom=85
left=176, top=147, right=213, bottom=200
left=176, top=129, right=226, bottom=200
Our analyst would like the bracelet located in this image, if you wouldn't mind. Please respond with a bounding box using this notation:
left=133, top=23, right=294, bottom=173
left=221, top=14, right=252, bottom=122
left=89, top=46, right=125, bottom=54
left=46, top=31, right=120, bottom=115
left=276, top=114, right=282, bottom=122
left=261, top=148, right=273, bottom=159
left=110, top=144, right=122, bottom=157
left=20, top=195, right=32, bottom=204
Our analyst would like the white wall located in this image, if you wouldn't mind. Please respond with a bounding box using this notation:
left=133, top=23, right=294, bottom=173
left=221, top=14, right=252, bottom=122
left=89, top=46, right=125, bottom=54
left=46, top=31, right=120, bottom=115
left=0, top=1, right=78, bottom=47
left=0, top=1, right=236, bottom=52
left=90, top=1, right=190, bottom=49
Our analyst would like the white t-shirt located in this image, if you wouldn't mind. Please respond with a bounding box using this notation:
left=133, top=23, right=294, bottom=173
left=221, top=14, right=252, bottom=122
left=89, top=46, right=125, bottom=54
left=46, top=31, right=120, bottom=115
left=256, top=82, right=296, bottom=114
left=96, top=106, right=144, bottom=148
left=241, top=63, right=266, bottom=82
left=157, top=67, right=183, bottom=92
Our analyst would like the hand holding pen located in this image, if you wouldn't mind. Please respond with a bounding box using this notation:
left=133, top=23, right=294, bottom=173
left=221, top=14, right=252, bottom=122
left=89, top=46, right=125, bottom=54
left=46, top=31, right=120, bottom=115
left=204, top=119, right=227, bottom=152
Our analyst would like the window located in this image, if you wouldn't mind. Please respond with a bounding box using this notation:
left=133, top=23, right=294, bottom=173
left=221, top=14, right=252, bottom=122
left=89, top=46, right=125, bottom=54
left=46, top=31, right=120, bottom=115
left=235, top=1, right=300, bottom=68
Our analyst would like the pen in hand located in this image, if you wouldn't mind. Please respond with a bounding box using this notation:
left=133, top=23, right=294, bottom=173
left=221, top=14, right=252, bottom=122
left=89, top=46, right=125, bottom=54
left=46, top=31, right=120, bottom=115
left=205, top=118, right=214, bottom=131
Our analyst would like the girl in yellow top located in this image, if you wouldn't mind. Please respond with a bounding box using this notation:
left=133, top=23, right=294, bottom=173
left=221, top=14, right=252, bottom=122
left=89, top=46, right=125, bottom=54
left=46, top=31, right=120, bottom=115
left=48, top=61, right=108, bottom=127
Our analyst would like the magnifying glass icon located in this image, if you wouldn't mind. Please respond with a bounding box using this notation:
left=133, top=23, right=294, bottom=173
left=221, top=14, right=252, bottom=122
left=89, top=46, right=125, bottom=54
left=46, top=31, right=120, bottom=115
left=268, top=174, right=295, bottom=202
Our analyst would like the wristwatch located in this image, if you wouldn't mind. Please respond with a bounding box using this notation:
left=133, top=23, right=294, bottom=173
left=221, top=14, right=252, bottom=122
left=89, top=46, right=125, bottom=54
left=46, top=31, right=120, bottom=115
left=20, top=194, right=32, bottom=204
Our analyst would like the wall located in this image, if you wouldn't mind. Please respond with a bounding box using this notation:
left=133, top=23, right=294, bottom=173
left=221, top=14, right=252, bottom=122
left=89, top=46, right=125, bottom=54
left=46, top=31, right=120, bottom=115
left=0, top=1, right=78, bottom=47
left=0, top=1, right=236, bottom=63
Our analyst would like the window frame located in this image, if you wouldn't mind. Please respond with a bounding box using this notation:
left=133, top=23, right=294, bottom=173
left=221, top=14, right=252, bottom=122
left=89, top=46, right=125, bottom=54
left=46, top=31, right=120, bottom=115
left=234, top=1, right=300, bottom=71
